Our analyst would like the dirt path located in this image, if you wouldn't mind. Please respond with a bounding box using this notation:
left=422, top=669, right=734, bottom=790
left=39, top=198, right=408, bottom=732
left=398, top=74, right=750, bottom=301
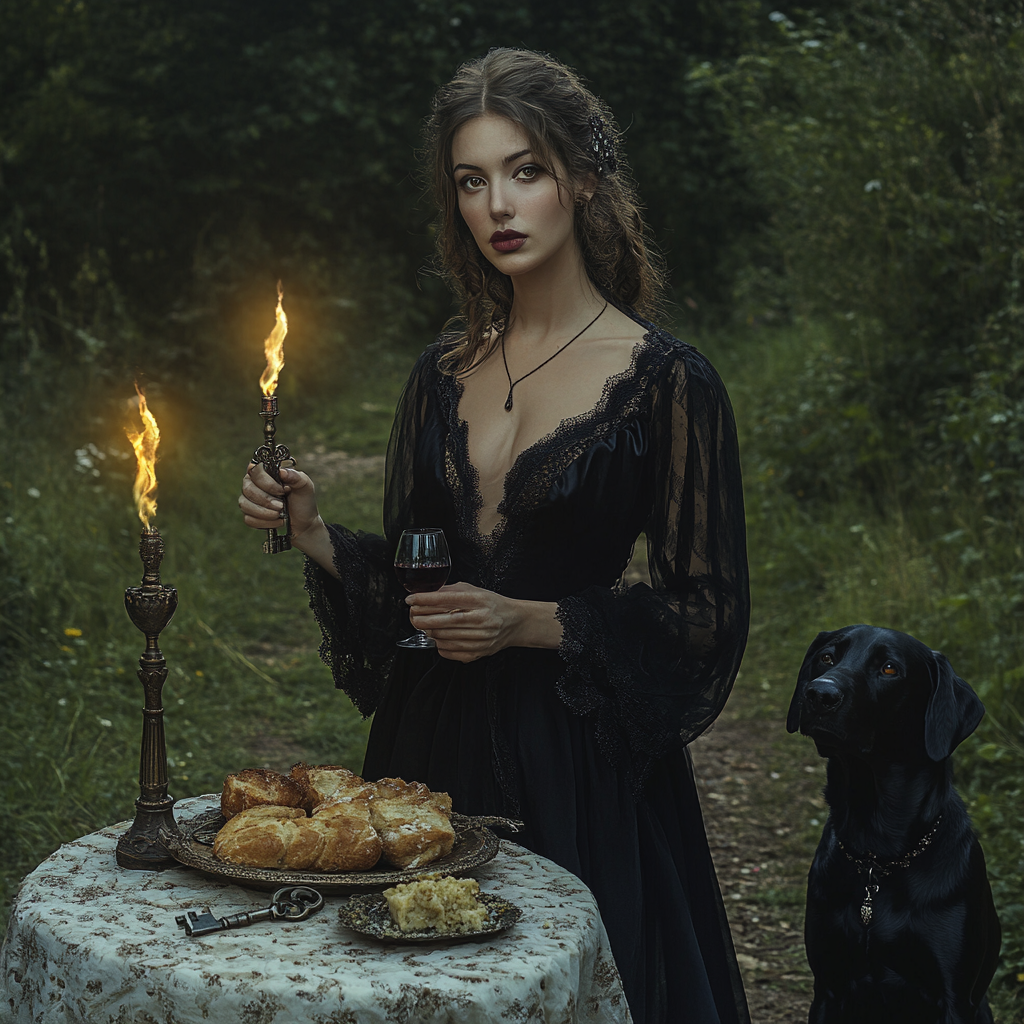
left=691, top=691, right=826, bottom=1024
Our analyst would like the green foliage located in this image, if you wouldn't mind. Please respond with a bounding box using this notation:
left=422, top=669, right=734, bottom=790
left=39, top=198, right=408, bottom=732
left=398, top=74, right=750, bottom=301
left=696, top=1, right=1024, bottom=504
left=0, top=0, right=776, bottom=416
left=966, top=732, right=1024, bottom=1016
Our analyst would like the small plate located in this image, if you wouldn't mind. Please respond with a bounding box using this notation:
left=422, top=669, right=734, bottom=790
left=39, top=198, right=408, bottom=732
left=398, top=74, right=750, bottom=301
left=338, top=890, right=521, bottom=943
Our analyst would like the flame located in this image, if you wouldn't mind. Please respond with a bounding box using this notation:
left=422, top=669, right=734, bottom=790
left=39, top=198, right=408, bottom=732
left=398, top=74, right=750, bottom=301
left=259, top=281, right=288, bottom=396
left=126, top=383, right=160, bottom=529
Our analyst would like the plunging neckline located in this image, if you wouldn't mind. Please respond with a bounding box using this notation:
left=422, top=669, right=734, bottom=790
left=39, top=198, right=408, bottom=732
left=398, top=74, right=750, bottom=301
left=445, top=328, right=657, bottom=551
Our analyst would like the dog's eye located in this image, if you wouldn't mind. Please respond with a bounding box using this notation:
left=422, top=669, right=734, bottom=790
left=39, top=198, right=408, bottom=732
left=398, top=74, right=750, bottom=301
left=820, top=653, right=834, bottom=665
left=881, top=662, right=898, bottom=676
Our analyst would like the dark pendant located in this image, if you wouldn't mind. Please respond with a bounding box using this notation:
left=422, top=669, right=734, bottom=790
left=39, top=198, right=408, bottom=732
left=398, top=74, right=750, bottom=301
left=504, top=390, right=514, bottom=412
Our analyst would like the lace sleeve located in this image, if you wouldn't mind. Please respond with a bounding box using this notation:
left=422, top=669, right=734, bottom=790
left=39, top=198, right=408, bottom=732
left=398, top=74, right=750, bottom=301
left=303, top=346, right=440, bottom=716
left=555, top=343, right=750, bottom=790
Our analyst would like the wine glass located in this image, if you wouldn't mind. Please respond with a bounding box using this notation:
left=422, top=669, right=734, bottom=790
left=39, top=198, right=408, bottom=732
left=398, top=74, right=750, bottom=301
left=394, top=528, right=451, bottom=649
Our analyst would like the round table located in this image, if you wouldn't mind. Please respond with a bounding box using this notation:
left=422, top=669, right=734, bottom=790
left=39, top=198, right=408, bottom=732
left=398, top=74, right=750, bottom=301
left=1, top=795, right=631, bottom=1023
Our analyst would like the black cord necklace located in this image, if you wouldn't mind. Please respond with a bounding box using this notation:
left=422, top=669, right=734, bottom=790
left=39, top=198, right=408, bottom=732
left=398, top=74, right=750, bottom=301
left=500, top=302, right=608, bottom=412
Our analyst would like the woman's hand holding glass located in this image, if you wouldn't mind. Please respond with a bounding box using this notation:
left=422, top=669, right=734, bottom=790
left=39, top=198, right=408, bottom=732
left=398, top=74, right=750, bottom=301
left=407, top=582, right=562, bottom=663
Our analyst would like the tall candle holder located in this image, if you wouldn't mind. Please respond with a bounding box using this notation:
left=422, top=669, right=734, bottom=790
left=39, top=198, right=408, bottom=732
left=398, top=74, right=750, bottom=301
left=115, top=527, right=180, bottom=869
left=254, top=394, right=292, bottom=554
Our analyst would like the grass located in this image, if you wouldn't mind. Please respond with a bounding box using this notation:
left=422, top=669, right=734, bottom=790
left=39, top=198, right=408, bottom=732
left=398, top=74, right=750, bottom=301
left=2, top=318, right=1021, bottom=1019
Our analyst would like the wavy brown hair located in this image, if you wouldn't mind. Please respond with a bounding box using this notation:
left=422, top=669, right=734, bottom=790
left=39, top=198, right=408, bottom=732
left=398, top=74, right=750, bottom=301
left=425, top=48, right=666, bottom=374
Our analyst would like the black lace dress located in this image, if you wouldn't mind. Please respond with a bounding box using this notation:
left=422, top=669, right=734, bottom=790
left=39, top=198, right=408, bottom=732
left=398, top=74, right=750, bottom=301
left=305, top=315, right=751, bottom=1024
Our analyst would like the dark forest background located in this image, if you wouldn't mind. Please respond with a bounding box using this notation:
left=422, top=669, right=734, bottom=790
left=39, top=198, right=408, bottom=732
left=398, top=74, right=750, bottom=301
left=4, top=0, right=1022, bottom=498
left=2, top=1, right=1022, bottom=1015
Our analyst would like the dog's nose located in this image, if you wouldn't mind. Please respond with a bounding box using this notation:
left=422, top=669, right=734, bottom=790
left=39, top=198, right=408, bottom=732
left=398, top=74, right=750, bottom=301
left=804, top=678, right=843, bottom=715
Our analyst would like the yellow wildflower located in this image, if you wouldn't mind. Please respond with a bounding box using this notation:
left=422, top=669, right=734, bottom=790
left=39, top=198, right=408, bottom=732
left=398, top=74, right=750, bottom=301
left=64, top=627, right=83, bottom=637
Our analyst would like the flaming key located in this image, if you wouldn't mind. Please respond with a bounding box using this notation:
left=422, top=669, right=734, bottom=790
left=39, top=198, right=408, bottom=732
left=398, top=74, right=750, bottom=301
left=175, top=886, right=324, bottom=937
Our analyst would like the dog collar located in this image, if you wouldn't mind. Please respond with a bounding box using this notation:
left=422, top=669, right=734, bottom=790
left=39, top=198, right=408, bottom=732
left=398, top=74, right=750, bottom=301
left=835, top=815, right=943, bottom=925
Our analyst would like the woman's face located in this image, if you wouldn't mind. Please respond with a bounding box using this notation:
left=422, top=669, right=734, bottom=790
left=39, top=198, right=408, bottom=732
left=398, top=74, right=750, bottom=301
left=451, top=114, right=579, bottom=281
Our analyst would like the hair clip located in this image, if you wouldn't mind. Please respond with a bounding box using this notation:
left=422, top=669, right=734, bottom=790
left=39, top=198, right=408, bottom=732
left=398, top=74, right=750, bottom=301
left=588, top=115, right=617, bottom=176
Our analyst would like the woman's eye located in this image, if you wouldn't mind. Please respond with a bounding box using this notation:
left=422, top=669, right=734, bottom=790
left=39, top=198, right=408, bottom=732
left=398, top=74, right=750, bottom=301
left=458, top=175, right=485, bottom=191
left=882, top=662, right=898, bottom=676
left=515, top=165, right=540, bottom=181
left=820, top=653, right=834, bottom=665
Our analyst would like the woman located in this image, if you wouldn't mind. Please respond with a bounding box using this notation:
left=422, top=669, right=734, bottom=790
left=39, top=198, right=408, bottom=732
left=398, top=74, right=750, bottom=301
left=240, top=48, right=751, bottom=1024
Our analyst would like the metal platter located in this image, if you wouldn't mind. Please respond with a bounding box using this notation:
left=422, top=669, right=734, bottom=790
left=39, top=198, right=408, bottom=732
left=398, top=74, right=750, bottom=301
left=161, top=806, right=503, bottom=893
left=338, top=891, right=521, bottom=943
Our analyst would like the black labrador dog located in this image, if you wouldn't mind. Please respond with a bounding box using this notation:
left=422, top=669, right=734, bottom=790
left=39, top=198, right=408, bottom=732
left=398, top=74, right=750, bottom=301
left=787, top=625, right=1001, bottom=1024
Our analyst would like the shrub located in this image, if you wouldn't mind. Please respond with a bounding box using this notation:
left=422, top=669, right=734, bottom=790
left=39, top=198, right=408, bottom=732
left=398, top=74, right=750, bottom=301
left=694, top=1, right=1024, bottom=504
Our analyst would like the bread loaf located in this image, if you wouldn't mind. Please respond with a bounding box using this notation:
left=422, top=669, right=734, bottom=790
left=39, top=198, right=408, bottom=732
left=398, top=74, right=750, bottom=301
left=371, top=777, right=456, bottom=870
left=213, top=804, right=382, bottom=871
left=220, top=768, right=306, bottom=820
left=214, top=765, right=457, bottom=873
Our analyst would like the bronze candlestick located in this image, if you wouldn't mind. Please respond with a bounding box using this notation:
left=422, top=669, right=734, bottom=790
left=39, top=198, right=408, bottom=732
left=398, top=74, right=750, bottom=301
left=254, top=393, right=292, bottom=554
left=115, top=527, right=179, bottom=869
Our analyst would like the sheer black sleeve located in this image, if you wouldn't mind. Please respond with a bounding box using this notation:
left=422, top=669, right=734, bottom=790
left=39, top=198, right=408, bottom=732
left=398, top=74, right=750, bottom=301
left=555, top=344, right=750, bottom=789
left=302, top=346, right=439, bottom=716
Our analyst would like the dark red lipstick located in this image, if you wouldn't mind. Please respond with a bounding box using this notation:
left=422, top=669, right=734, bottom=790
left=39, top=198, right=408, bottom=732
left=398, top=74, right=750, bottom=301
left=490, top=230, right=526, bottom=252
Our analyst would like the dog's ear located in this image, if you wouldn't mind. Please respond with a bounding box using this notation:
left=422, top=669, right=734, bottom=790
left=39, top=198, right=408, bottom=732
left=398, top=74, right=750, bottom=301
left=788, top=630, right=839, bottom=733
left=924, top=651, right=985, bottom=760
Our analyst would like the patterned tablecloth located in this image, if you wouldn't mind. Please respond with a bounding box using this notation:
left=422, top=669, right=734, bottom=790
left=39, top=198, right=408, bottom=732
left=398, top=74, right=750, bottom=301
left=1, top=795, right=631, bottom=1023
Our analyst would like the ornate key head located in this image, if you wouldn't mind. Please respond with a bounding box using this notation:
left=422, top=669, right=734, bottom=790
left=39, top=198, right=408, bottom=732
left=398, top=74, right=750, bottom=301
left=272, top=886, right=324, bottom=920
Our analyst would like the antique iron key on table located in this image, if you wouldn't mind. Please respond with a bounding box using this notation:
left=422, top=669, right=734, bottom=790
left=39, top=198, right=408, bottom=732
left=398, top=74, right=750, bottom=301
left=176, top=885, right=324, bottom=937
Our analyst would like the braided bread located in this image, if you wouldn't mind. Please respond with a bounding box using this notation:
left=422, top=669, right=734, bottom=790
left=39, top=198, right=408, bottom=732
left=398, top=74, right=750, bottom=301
left=212, top=804, right=382, bottom=871
left=214, top=765, right=456, bottom=872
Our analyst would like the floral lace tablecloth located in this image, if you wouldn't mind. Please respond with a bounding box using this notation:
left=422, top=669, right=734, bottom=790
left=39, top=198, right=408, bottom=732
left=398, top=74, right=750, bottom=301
left=1, top=795, right=631, bottom=1023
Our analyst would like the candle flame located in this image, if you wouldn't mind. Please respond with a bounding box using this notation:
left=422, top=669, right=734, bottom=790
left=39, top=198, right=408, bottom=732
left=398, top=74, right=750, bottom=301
left=126, top=383, right=160, bottom=529
left=259, top=281, right=288, bottom=397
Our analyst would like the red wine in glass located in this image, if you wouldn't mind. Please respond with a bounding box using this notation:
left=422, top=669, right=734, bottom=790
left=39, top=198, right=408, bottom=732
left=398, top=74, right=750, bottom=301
left=394, top=529, right=450, bottom=649
left=395, top=563, right=451, bottom=593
